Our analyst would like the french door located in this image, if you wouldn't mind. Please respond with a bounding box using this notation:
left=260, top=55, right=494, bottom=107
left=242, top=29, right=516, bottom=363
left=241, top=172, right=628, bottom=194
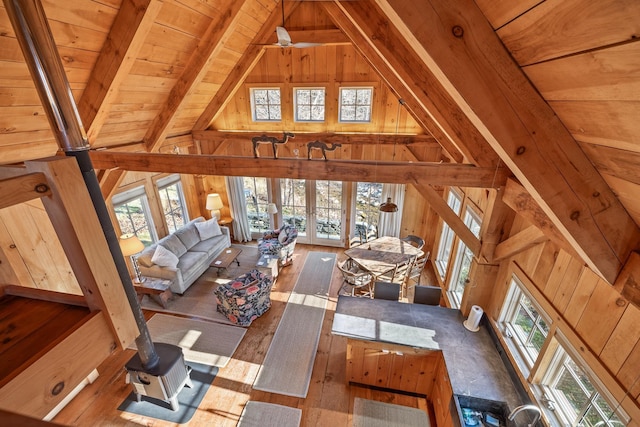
left=279, top=178, right=345, bottom=247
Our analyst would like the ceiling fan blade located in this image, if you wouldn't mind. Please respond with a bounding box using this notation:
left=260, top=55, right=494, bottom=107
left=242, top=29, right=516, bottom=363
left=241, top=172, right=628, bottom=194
left=276, top=26, right=292, bottom=47
left=291, top=42, right=324, bottom=48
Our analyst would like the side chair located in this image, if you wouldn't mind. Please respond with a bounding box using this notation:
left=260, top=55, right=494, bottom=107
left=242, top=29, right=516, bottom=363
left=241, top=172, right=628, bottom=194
left=373, top=281, right=401, bottom=301
left=401, top=234, right=425, bottom=250
left=413, top=285, right=442, bottom=306
left=337, top=258, right=373, bottom=297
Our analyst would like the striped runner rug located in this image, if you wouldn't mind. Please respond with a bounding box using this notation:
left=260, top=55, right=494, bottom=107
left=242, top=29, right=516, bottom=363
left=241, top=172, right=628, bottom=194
left=252, top=251, right=336, bottom=397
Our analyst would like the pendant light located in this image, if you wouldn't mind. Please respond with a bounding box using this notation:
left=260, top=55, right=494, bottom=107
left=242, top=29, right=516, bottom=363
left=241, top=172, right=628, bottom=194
left=379, top=99, right=403, bottom=213
left=380, top=197, right=398, bottom=213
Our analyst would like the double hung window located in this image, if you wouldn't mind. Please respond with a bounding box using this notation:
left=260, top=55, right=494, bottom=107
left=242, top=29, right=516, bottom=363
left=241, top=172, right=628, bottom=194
left=435, top=189, right=462, bottom=278
left=156, top=175, right=188, bottom=234
left=112, top=187, right=156, bottom=246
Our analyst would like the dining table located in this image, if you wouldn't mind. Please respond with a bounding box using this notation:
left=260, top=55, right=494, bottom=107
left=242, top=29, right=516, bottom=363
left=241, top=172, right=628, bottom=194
left=344, top=236, right=422, bottom=279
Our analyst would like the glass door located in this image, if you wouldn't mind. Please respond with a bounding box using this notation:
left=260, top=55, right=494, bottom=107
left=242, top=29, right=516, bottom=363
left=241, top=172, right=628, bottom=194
left=279, top=178, right=345, bottom=247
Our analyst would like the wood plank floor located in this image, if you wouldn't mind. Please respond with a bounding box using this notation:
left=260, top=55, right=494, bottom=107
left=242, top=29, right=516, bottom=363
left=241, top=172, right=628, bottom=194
left=53, top=244, right=435, bottom=426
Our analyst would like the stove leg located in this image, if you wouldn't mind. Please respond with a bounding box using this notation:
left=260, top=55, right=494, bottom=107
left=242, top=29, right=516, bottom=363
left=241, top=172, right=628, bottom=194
left=169, top=396, right=180, bottom=411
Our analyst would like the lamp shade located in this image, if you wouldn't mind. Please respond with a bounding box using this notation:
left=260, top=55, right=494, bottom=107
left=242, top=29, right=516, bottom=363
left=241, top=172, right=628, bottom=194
left=379, top=197, right=398, bottom=213
left=267, top=203, right=278, bottom=214
left=206, top=193, right=223, bottom=211
left=119, top=233, right=144, bottom=256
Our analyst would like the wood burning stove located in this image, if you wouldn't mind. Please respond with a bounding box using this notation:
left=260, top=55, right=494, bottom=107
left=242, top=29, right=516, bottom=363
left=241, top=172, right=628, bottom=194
left=125, top=343, right=192, bottom=411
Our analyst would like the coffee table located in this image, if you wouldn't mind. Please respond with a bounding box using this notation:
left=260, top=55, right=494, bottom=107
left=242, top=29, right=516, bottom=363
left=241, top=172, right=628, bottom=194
left=211, top=247, right=242, bottom=276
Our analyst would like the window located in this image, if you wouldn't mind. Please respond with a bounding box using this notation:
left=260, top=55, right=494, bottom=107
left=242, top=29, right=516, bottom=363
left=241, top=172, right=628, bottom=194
left=435, top=189, right=462, bottom=278
left=280, top=178, right=307, bottom=235
left=339, top=87, right=373, bottom=122
left=447, top=207, right=481, bottom=307
left=112, top=187, right=156, bottom=246
left=156, top=175, right=188, bottom=234
left=294, top=87, right=325, bottom=122
left=315, top=180, right=343, bottom=241
left=543, top=342, right=628, bottom=427
left=243, top=177, right=270, bottom=235
left=501, top=276, right=551, bottom=369
left=251, top=88, right=281, bottom=121
left=352, top=182, right=382, bottom=244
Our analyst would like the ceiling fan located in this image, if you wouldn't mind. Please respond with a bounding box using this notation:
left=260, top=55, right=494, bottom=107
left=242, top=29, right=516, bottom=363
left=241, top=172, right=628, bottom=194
left=271, top=0, right=323, bottom=49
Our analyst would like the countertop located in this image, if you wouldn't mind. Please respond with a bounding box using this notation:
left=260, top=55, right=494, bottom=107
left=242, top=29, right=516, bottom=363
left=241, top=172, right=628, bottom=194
left=331, top=295, right=522, bottom=409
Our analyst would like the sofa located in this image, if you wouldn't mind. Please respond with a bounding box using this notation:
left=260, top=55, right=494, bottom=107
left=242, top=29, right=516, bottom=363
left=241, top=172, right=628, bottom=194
left=257, top=224, right=298, bottom=266
left=214, top=269, right=273, bottom=326
left=136, top=216, right=231, bottom=294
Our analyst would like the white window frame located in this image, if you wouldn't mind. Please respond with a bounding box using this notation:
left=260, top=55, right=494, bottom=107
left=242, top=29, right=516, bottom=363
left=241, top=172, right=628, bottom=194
left=541, top=333, right=629, bottom=427
left=350, top=182, right=382, bottom=245
left=447, top=206, right=482, bottom=307
left=294, top=87, right=325, bottom=122
left=250, top=87, right=281, bottom=122
left=435, top=188, right=462, bottom=279
left=112, top=186, right=157, bottom=246
left=156, top=174, right=189, bottom=234
left=243, top=176, right=273, bottom=238
left=338, top=87, right=373, bottom=123
left=499, top=275, right=552, bottom=373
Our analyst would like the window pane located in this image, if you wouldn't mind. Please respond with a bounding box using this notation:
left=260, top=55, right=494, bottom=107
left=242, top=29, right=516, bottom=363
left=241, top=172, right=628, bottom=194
left=252, top=88, right=281, bottom=122
left=339, top=87, right=372, bottom=122
left=243, top=177, right=270, bottom=234
left=555, top=365, right=591, bottom=419
left=354, top=182, right=381, bottom=244
left=114, top=197, right=154, bottom=246
left=280, top=178, right=307, bottom=235
left=158, top=180, right=188, bottom=234
left=342, top=106, right=355, bottom=121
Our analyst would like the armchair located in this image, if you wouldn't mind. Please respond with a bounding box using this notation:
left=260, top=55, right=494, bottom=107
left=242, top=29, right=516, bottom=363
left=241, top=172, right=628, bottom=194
left=214, top=269, right=274, bottom=326
left=257, top=224, right=298, bottom=266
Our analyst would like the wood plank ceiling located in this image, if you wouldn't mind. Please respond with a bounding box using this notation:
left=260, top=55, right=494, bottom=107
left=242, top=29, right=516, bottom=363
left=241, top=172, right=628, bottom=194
left=0, top=0, right=639, bottom=285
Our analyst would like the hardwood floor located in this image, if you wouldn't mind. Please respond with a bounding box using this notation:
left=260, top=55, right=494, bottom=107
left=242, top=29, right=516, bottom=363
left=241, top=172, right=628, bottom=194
left=53, top=244, right=432, bottom=426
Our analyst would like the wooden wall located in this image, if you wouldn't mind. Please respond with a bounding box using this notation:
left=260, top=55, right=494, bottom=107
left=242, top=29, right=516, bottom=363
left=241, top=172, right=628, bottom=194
left=486, top=214, right=640, bottom=422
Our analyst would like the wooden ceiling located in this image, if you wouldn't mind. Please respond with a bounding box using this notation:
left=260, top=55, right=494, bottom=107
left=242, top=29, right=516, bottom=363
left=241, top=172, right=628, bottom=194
left=1, top=0, right=639, bottom=285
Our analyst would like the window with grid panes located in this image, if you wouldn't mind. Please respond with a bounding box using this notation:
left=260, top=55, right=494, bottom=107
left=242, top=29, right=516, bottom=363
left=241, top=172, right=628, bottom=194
left=339, top=87, right=373, bottom=122
left=294, top=88, right=325, bottom=122
left=251, top=88, right=281, bottom=121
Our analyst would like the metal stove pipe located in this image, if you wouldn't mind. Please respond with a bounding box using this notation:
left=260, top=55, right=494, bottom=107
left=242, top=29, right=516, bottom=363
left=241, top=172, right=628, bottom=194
left=4, top=0, right=159, bottom=369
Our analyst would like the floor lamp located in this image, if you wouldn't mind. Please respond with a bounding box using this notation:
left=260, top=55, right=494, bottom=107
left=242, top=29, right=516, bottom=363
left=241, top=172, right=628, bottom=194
left=119, top=233, right=145, bottom=283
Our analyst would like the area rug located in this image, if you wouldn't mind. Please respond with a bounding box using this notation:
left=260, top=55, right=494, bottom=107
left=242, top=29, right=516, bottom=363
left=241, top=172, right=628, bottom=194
left=130, top=313, right=246, bottom=368
left=238, top=401, right=302, bottom=427
left=252, top=252, right=336, bottom=398
left=353, top=398, right=430, bottom=427
left=139, top=244, right=259, bottom=324
left=117, top=362, right=217, bottom=424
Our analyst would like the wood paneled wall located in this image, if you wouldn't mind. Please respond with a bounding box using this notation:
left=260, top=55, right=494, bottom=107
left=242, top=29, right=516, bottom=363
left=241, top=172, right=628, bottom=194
left=487, top=216, right=640, bottom=421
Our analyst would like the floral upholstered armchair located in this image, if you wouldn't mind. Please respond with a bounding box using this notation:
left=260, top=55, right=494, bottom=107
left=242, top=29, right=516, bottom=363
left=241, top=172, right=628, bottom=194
left=257, top=224, right=298, bottom=266
left=214, top=269, right=273, bottom=326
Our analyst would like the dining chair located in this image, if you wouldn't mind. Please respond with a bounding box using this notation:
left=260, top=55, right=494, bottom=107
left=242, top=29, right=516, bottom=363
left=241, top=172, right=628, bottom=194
left=413, top=285, right=442, bottom=306
left=407, top=251, right=430, bottom=287
left=401, top=234, right=425, bottom=250
left=373, top=281, right=401, bottom=301
left=337, top=258, right=373, bottom=297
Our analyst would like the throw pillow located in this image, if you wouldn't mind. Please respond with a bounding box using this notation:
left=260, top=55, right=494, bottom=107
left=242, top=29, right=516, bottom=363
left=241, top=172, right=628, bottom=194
left=278, top=230, right=288, bottom=244
left=195, top=218, right=222, bottom=240
left=151, top=244, right=179, bottom=268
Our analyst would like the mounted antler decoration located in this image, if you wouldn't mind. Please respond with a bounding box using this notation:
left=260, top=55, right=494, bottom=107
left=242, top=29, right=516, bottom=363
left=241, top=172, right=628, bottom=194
left=252, top=132, right=295, bottom=159
left=307, top=140, right=342, bottom=160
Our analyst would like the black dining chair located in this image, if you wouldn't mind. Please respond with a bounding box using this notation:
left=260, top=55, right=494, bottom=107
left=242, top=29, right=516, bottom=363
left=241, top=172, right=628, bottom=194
left=373, top=281, right=401, bottom=301
left=413, top=285, right=442, bottom=306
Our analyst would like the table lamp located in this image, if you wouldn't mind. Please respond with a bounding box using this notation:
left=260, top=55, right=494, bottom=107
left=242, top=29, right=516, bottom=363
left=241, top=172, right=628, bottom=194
left=119, top=233, right=145, bottom=283
left=267, top=203, right=278, bottom=214
left=206, top=193, right=224, bottom=220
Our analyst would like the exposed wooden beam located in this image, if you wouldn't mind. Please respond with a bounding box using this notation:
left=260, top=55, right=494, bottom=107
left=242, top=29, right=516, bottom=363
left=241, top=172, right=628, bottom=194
left=377, top=0, right=640, bottom=283
left=331, top=0, right=500, bottom=168
left=413, top=184, right=482, bottom=256
left=493, top=225, right=549, bottom=262
left=98, top=169, right=126, bottom=200
left=78, top=0, right=162, bottom=145
left=614, top=251, right=640, bottom=310
left=89, top=150, right=510, bottom=188
left=321, top=2, right=463, bottom=163
left=143, top=0, right=277, bottom=152
left=479, top=187, right=515, bottom=263
left=0, top=173, right=51, bottom=209
left=192, top=130, right=439, bottom=146
left=502, top=178, right=580, bottom=260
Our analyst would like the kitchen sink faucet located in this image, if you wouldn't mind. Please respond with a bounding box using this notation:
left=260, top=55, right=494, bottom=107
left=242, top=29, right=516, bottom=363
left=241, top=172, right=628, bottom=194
left=508, top=404, right=542, bottom=427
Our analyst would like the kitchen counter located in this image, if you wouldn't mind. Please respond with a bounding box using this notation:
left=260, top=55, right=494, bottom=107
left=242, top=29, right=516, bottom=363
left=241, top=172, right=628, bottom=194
left=331, top=295, right=522, bottom=409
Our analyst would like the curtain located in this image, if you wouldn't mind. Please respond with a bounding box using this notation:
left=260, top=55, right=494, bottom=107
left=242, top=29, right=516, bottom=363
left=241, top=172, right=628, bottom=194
left=225, top=176, right=252, bottom=242
left=377, top=183, right=405, bottom=237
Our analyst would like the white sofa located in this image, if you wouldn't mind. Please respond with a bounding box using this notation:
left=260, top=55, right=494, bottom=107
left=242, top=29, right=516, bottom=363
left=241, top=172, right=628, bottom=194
left=136, top=217, right=231, bottom=294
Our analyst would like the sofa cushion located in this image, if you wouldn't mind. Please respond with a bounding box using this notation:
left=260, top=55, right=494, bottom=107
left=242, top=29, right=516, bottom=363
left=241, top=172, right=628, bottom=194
left=195, top=218, right=221, bottom=240
left=161, top=233, right=187, bottom=257
left=176, top=250, right=208, bottom=272
left=175, top=222, right=201, bottom=249
left=190, top=233, right=227, bottom=257
left=151, top=245, right=179, bottom=268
